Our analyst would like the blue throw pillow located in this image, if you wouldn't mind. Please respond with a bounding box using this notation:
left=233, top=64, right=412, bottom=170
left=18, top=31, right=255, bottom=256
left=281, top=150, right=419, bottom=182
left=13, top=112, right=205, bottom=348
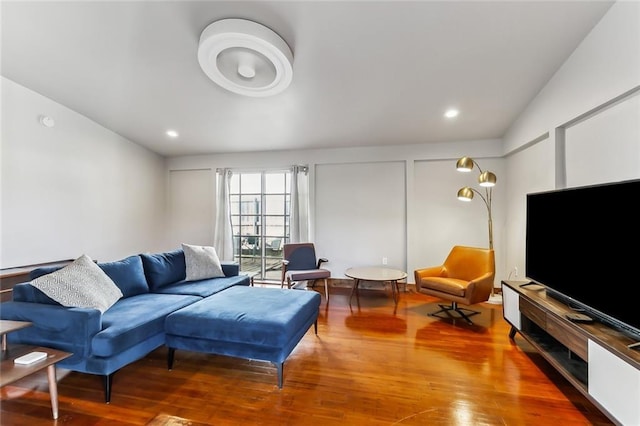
left=30, top=265, right=64, bottom=280
left=12, top=282, right=60, bottom=304
left=98, top=255, right=149, bottom=297
left=139, top=249, right=186, bottom=290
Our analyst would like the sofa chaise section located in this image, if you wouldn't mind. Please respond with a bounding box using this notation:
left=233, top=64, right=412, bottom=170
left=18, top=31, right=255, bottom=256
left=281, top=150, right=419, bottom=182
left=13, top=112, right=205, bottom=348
left=165, top=286, right=321, bottom=388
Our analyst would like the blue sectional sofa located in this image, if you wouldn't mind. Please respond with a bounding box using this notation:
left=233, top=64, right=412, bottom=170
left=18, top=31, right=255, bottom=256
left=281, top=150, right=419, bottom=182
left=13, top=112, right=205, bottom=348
left=0, top=248, right=250, bottom=402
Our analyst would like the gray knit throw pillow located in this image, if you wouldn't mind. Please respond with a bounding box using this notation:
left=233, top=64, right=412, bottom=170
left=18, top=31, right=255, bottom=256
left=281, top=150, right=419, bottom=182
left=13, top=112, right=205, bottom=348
left=30, top=254, right=123, bottom=312
left=182, top=243, right=225, bottom=281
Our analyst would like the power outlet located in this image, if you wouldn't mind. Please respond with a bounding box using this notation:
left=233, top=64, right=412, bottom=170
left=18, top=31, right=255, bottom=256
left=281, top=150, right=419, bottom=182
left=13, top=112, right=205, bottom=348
left=508, top=266, right=519, bottom=280
left=382, top=257, right=388, bottom=265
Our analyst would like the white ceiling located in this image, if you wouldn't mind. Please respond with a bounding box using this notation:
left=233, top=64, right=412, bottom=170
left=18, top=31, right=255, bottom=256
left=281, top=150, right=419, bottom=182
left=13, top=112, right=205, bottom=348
left=1, top=1, right=615, bottom=157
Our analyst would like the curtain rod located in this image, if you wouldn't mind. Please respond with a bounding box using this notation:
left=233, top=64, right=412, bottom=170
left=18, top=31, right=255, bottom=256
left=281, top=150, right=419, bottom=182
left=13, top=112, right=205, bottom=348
left=216, top=165, right=308, bottom=173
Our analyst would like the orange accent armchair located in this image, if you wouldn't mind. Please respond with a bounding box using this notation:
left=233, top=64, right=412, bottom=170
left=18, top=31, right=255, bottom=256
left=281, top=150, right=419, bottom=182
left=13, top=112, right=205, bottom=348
left=281, top=243, right=330, bottom=299
left=414, top=245, right=495, bottom=324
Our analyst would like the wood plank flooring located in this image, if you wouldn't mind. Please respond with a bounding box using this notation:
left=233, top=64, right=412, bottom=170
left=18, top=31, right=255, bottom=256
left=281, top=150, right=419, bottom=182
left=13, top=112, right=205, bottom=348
left=0, top=286, right=614, bottom=425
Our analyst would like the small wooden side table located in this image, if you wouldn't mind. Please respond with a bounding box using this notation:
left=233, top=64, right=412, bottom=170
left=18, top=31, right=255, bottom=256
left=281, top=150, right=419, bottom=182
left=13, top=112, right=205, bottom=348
left=0, top=320, right=32, bottom=352
left=0, top=320, right=72, bottom=419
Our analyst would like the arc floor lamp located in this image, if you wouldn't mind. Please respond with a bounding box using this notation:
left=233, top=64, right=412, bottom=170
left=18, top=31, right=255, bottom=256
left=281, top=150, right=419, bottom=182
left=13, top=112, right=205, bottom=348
left=455, top=156, right=502, bottom=304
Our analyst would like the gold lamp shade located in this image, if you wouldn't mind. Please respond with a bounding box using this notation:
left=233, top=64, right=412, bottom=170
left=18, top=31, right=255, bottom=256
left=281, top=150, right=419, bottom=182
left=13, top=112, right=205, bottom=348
left=455, top=157, right=474, bottom=172
left=478, top=171, right=497, bottom=187
left=457, top=187, right=474, bottom=201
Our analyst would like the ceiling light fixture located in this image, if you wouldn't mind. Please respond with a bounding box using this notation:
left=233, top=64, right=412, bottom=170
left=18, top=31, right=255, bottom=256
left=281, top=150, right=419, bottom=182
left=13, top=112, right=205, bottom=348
left=166, top=130, right=179, bottom=138
left=197, top=19, right=294, bottom=97
left=444, top=109, right=459, bottom=118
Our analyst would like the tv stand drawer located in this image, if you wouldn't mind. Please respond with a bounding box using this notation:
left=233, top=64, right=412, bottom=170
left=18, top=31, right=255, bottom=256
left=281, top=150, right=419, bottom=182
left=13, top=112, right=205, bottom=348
left=546, top=314, right=588, bottom=361
left=520, top=297, right=546, bottom=329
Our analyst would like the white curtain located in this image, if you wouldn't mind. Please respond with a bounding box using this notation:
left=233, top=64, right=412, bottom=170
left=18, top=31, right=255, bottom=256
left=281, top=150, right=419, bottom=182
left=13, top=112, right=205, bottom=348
left=213, top=169, right=234, bottom=261
left=289, top=165, right=310, bottom=243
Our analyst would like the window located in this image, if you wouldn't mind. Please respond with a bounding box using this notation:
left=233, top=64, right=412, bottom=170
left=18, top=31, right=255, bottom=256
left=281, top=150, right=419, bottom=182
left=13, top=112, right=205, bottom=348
left=230, top=171, right=290, bottom=281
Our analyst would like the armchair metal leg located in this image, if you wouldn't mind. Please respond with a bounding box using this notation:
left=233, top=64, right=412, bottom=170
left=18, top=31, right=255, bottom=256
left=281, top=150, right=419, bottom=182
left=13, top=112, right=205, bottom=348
left=429, top=301, right=480, bottom=325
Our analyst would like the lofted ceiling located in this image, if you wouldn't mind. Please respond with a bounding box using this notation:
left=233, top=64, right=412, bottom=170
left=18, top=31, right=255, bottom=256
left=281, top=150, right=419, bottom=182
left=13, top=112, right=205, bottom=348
left=1, top=1, right=615, bottom=157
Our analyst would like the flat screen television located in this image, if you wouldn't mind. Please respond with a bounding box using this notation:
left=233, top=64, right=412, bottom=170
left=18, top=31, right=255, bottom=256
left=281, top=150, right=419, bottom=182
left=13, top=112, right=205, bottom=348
left=525, top=179, right=640, bottom=340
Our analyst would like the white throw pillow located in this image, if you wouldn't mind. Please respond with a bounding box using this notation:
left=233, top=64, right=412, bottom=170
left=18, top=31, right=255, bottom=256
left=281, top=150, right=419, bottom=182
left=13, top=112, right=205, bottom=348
left=182, top=243, right=225, bottom=281
left=30, top=254, right=123, bottom=313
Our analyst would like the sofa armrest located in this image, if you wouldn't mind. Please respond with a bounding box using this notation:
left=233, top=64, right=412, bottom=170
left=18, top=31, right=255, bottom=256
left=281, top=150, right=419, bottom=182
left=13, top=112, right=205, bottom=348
left=0, top=301, right=102, bottom=359
left=221, top=262, right=239, bottom=277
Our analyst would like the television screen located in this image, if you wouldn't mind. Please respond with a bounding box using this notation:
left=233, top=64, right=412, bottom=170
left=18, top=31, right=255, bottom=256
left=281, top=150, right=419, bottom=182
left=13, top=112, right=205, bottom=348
left=525, top=179, right=640, bottom=339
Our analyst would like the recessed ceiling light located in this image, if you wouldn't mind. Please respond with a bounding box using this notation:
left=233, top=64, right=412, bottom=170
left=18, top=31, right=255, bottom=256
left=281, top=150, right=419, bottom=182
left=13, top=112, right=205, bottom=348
left=444, top=109, right=459, bottom=118
left=166, top=130, right=179, bottom=138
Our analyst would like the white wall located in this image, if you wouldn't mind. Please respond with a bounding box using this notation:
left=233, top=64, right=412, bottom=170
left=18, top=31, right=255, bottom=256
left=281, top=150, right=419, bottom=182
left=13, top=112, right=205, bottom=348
left=167, top=140, right=505, bottom=285
left=501, top=0, right=640, bottom=279
left=564, top=93, right=640, bottom=187
left=315, top=161, right=406, bottom=278
left=503, top=1, right=640, bottom=155
left=167, top=168, right=215, bottom=248
left=0, top=77, right=168, bottom=268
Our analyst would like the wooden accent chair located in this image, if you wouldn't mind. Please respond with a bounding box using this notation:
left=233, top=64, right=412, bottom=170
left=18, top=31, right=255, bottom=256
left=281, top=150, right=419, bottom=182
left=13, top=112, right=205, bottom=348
left=281, top=243, right=330, bottom=299
left=414, top=245, right=495, bottom=324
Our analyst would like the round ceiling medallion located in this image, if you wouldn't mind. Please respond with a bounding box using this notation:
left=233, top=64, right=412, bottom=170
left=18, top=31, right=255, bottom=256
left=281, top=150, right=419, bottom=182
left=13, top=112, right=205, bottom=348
left=197, top=19, right=294, bottom=97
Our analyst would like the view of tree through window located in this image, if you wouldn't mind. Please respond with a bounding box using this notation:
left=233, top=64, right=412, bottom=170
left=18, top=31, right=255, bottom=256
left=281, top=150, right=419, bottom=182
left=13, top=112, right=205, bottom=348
left=230, top=171, right=290, bottom=281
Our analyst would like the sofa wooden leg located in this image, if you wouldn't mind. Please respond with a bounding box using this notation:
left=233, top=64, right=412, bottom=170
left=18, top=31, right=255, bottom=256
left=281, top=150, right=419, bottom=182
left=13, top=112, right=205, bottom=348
left=167, top=348, right=175, bottom=370
left=276, top=362, right=283, bottom=389
left=103, top=373, right=113, bottom=403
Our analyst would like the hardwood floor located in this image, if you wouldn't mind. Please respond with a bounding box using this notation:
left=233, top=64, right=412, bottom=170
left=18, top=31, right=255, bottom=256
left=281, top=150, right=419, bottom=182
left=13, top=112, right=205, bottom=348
left=0, top=286, right=614, bottom=425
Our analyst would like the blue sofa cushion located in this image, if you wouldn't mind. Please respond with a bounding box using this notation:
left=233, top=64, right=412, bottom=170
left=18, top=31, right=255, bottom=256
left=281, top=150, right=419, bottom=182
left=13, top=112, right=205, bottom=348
left=92, top=293, right=199, bottom=357
left=24, top=264, right=79, bottom=304
left=30, top=265, right=64, bottom=280
left=98, top=255, right=149, bottom=297
left=165, top=286, right=320, bottom=348
left=220, top=262, right=239, bottom=277
left=140, top=249, right=186, bottom=290
left=12, top=282, right=59, bottom=305
left=152, top=274, right=250, bottom=297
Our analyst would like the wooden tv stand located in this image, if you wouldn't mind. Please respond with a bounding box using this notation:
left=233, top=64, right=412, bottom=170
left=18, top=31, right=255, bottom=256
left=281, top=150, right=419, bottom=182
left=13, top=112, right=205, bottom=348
left=502, top=280, right=640, bottom=425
